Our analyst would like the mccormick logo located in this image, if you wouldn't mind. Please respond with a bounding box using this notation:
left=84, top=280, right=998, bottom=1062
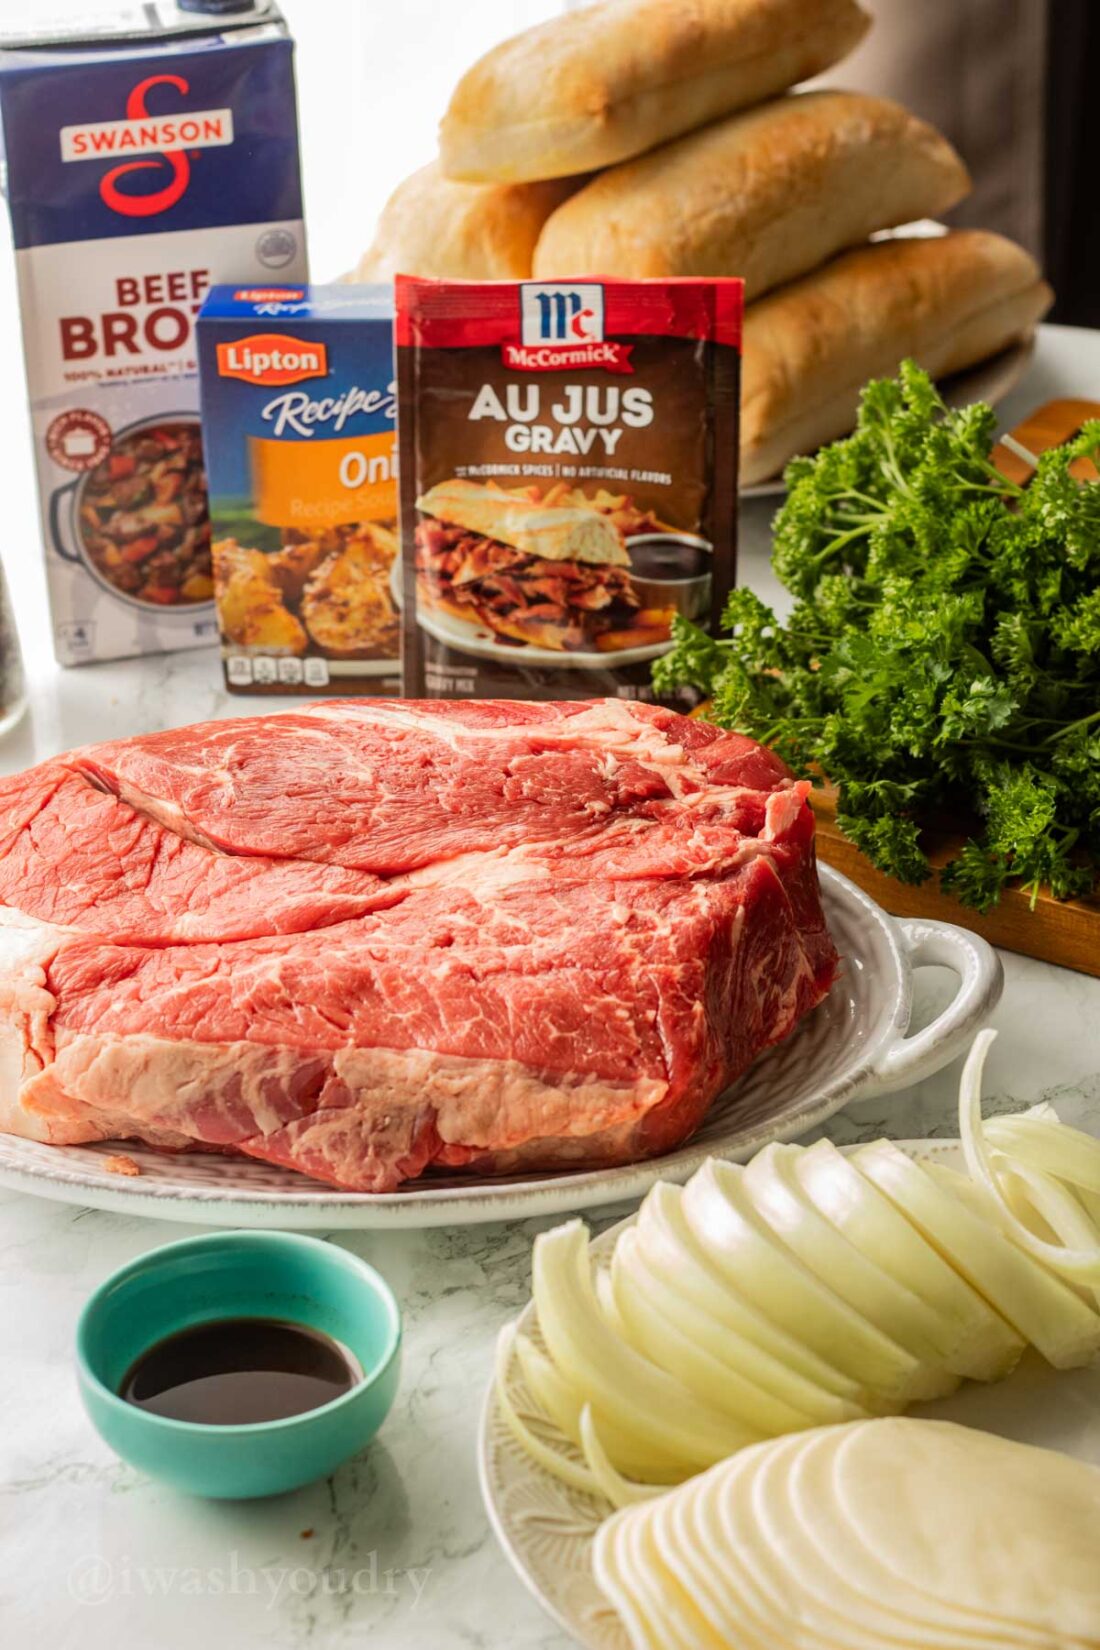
left=509, top=283, right=632, bottom=373
left=60, top=74, right=234, bottom=219
left=216, top=334, right=328, bottom=387
left=521, top=283, right=604, bottom=345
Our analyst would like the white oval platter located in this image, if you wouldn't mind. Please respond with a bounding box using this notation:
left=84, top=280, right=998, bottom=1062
left=741, top=338, right=1035, bottom=498
left=478, top=1135, right=1100, bottom=1650
left=0, top=868, right=1001, bottom=1228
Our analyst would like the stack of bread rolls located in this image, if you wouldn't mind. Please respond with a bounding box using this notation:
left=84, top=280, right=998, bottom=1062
left=353, top=0, right=1053, bottom=483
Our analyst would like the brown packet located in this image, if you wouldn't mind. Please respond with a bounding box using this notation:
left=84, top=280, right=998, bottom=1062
left=395, top=276, right=742, bottom=704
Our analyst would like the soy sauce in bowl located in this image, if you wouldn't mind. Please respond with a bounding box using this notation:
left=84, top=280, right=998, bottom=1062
left=120, top=1318, right=363, bottom=1426
left=79, top=1231, right=401, bottom=1498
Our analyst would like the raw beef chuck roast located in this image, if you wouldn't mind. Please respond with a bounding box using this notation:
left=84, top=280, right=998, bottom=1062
left=0, top=699, right=837, bottom=1191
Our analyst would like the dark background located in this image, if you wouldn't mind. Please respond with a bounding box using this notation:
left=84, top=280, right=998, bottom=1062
left=1044, top=0, right=1100, bottom=325
left=817, top=0, right=1099, bottom=327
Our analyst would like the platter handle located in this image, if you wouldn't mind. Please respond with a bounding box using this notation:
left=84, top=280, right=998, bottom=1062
left=869, top=918, right=1004, bottom=1094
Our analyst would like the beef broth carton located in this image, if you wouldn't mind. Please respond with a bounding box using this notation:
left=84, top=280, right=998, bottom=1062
left=197, top=284, right=399, bottom=695
left=0, top=2, right=306, bottom=665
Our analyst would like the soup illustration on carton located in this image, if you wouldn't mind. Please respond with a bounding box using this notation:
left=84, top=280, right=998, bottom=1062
left=0, top=3, right=307, bottom=665
left=196, top=284, right=399, bottom=694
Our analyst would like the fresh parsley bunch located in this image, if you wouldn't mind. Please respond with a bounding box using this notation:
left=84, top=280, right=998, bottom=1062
left=655, top=362, right=1100, bottom=910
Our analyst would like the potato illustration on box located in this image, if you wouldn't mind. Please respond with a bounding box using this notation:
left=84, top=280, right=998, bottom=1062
left=196, top=285, right=398, bottom=695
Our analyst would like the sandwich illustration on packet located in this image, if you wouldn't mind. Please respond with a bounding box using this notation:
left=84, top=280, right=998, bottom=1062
left=413, top=478, right=676, bottom=655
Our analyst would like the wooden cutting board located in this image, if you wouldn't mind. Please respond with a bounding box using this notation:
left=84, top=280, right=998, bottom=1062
left=811, top=788, right=1100, bottom=978
left=814, top=399, right=1100, bottom=977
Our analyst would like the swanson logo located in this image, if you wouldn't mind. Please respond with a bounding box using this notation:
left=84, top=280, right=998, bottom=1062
left=215, top=334, right=328, bottom=387
left=60, top=74, right=234, bottom=219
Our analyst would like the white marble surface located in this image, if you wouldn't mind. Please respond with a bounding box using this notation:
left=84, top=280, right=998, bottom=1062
left=1, top=325, right=1099, bottom=1649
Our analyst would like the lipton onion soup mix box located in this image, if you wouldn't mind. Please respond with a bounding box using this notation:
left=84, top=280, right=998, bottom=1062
left=0, top=3, right=306, bottom=665
left=196, top=284, right=399, bottom=695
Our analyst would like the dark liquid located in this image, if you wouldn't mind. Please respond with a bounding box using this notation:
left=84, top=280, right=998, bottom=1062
left=627, top=538, right=709, bottom=580
left=120, top=1318, right=362, bottom=1425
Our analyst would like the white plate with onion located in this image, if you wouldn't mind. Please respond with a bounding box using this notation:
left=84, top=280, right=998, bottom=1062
left=479, top=1041, right=1100, bottom=1649
left=0, top=869, right=1002, bottom=1228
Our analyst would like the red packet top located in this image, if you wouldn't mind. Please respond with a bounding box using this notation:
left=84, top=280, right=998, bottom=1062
left=395, top=275, right=742, bottom=706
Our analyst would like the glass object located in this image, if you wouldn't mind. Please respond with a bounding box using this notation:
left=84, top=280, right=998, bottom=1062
left=0, top=558, right=27, bottom=738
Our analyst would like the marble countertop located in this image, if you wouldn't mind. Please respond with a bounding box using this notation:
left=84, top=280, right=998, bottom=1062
left=1, top=325, right=1099, bottom=1650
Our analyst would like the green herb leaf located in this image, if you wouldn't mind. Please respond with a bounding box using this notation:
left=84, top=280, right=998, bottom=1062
left=659, top=362, right=1100, bottom=908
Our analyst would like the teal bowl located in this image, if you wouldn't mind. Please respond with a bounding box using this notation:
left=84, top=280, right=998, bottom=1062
left=76, top=1230, right=401, bottom=1499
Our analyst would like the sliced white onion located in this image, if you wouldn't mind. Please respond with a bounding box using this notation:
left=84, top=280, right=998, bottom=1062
left=794, top=1138, right=1023, bottom=1382
left=921, top=1162, right=1095, bottom=1311
left=578, top=1406, right=664, bottom=1510
left=593, top=1258, right=632, bottom=1339
left=622, top=1211, right=868, bottom=1427
left=636, top=1182, right=867, bottom=1406
left=513, top=1332, right=681, bottom=1482
left=743, top=1142, right=961, bottom=1388
left=997, top=1161, right=1100, bottom=1311
left=854, top=1141, right=1100, bottom=1369
left=1073, top=1183, right=1100, bottom=1228
left=959, top=1030, right=1100, bottom=1289
left=534, top=1220, right=759, bottom=1470
left=682, top=1158, right=942, bottom=1405
left=493, top=1325, right=600, bottom=1498
left=503, top=1035, right=1100, bottom=1510
left=611, top=1228, right=820, bottom=1435
left=986, top=1114, right=1100, bottom=1195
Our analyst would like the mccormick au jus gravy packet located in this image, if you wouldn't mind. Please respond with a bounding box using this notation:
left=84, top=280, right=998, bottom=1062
left=0, top=3, right=306, bottom=666
left=395, top=275, right=742, bottom=704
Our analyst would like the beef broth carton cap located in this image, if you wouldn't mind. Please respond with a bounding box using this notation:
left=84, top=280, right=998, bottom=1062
left=0, top=1, right=307, bottom=665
